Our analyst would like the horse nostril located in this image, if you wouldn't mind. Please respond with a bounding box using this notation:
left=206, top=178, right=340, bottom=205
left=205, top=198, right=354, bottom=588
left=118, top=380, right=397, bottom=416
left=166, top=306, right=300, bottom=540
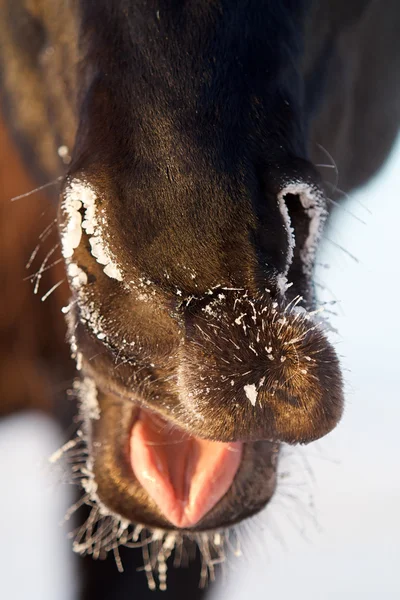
left=178, top=289, right=343, bottom=445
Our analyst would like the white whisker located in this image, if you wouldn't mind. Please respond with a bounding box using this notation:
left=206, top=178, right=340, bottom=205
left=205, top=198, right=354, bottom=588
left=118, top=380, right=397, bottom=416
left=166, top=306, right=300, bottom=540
left=316, top=143, right=339, bottom=191
left=10, top=177, right=63, bottom=202
left=41, top=278, right=66, bottom=302
left=33, top=242, right=61, bottom=294
left=23, top=258, right=64, bottom=281
left=324, top=237, right=360, bottom=263
left=326, top=196, right=366, bottom=225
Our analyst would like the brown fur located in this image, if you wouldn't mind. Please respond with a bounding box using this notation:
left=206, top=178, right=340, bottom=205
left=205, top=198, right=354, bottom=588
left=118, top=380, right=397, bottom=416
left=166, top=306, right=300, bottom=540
left=0, top=118, right=71, bottom=417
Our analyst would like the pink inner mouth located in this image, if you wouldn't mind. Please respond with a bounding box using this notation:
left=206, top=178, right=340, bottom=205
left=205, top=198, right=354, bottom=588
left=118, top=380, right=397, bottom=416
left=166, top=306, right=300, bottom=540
left=130, top=409, right=243, bottom=529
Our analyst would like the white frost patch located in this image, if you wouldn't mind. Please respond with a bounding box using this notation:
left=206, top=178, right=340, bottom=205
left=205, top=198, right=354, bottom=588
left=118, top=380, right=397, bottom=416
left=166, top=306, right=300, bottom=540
left=276, top=273, right=291, bottom=296
left=276, top=181, right=327, bottom=293
left=67, top=262, right=88, bottom=287
left=61, top=178, right=123, bottom=281
left=60, top=196, right=82, bottom=259
left=88, top=236, right=109, bottom=264
left=64, top=257, right=109, bottom=350
left=244, top=383, right=258, bottom=407
left=277, top=191, right=295, bottom=272
left=79, top=298, right=107, bottom=341
left=281, top=181, right=327, bottom=277
left=75, top=376, right=100, bottom=421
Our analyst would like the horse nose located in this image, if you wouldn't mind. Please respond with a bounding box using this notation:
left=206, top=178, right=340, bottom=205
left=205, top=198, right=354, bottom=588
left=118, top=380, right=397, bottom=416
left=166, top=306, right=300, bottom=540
left=178, top=290, right=343, bottom=444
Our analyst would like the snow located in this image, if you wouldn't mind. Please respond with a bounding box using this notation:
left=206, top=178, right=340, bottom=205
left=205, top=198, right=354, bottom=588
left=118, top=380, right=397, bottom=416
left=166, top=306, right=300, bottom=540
left=282, top=181, right=327, bottom=276
left=244, top=383, right=258, bottom=407
left=276, top=273, right=290, bottom=296
left=64, top=263, right=108, bottom=359
left=61, top=179, right=123, bottom=281
left=277, top=190, right=296, bottom=272
left=88, top=236, right=109, bottom=265
left=75, top=376, right=100, bottom=421
left=60, top=196, right=82, bottom=259
left=67, top=262, right=88, bottom=287
left=103, top=262, right=121, bottom=280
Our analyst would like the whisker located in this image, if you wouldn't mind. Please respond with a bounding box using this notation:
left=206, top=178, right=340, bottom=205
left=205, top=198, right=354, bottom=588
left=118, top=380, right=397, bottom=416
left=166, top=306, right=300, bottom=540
left=324, top=237, right=360, bottom=263
left=39, top=218, right=57, bottom=240
left=316, top=143, right=339, bottom=191
left=41, top=278, right=66, bottom=302
left=314, top=278, right=343, bottom=312
left=33, top=242, right=61, bottom=294
left=10, top=177, right=63, bottom=202
left=112, top=542, right=124, bottom=573
left=325, top=181, right=373, bottom=215
left=26, top=245, right=41, bottom=270
left=283, top=294, right=303, bottom=314
left=26, top=220, right=57, bottom=269
left=24, top=258, right=64, bottom=281
left=326, top=196, right=366, bottom=225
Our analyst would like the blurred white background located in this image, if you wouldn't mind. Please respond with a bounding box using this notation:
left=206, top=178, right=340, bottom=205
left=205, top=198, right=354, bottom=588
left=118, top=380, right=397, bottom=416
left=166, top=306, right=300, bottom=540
left=1, top=136, right=399, bottom=599
left=0, top=412, right=76, bottom=600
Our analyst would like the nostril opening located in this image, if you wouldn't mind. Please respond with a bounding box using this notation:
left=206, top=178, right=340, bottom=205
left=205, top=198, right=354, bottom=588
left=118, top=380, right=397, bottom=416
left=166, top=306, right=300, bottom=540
left=283, top=193, right=311, bottom=250
left=277, top=181, right=327, bottom=281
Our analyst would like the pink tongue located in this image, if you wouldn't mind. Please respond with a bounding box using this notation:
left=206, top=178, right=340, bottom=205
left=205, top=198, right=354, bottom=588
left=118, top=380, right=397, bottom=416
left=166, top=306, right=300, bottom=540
left=130, top=411, right=242, bottom=529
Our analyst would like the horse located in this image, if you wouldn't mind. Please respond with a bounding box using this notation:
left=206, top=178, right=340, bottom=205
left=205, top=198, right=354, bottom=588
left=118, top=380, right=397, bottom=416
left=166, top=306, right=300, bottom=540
left=1, top=1, right=399, bottom=597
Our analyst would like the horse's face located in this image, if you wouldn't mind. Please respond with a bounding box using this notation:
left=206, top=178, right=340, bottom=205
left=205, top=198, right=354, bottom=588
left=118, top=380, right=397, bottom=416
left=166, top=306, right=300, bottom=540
left=55, top=0, right=344, bottom=536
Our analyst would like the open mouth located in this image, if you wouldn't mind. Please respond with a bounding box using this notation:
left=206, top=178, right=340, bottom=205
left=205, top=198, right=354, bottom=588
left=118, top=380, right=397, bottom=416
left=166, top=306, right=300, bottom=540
left=130, top=408, right=243, bottom=529
left=81, top=377, right=262, bottom=534
left=67, top=281, right=343, bottom=533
